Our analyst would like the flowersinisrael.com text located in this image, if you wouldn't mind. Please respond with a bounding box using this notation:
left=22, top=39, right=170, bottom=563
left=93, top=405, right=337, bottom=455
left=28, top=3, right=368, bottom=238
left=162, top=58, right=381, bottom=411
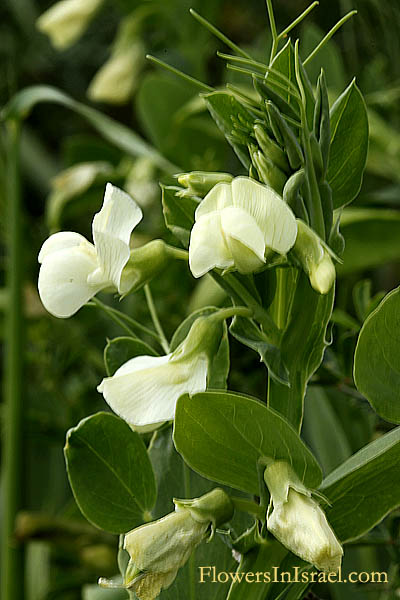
left=198, top=566, right=389, bottom=585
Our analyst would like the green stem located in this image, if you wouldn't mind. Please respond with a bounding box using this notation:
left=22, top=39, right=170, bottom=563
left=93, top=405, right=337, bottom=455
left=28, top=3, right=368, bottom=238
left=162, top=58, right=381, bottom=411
left=266, top=0, right=279, bottom=63
left=277, top=2, right=319, bottom=40
left=294, top=40, right=325, bottom=239
left=303, top=10, right=357, bottom=66
left=146, top=55, right=213, bottom=92
left=144, top=284, right=170, bottom=353
left=166, top=245, right=189, bottom=262
left=215, top=306, right=253, bottom=321
left=1, top=120, right=24, bottom=600
left=231, top=498, right=265, bottom=520
left=189, top=9, right=253, bottom=60
left=89, top=298, right=160, bottom=342
left=223, top=274, right=281, bottom=344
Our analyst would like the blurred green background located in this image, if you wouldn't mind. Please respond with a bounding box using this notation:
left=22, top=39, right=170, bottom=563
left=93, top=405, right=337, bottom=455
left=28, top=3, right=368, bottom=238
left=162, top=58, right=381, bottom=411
left=1, top=0, right=400, bottom=598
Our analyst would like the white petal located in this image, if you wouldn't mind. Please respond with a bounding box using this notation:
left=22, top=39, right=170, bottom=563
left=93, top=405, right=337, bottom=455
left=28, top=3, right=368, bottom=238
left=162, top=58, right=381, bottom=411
left=38, top=244, right=103, bottom=318
left=232, top=177, right=297, bottom=254
left=98, top=353, right=208, bottom=426
left=92, top=183, right=143, bottom=291
left=37, top=0, right=103, bottom=50
left=189, top=212, right=234, bottom=278
left=220, top=206, right=266, bottom=273
left=195, top=182, right=233, bottom=220
left=267, top=490, right=343, bottom=573
left=38, top=231, right=90, bottom=263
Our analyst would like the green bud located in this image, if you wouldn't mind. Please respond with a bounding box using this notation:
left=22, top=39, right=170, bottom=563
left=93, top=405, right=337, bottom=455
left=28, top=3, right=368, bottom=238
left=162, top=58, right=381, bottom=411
left=291, top=220, right=336, bottom=294
left=264, top=460, right=343, bottom=573
left=175, top=313, right=225, bottom=364
left=176, top=171, right=233, bottom=198
left=251, top=148, right=287, bottom=194
left=254, top=124, right=290, bottom=173
left=266, top=102, right=303, bottom=170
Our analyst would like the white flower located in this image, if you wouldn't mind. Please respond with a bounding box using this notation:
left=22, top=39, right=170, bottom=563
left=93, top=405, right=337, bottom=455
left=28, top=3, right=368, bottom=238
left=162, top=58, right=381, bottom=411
left=116, top=489, right=233, bottom=600
left=98, top=315, right=224, bottom=427
left=88, top=42, right=144, bottom=104
left=38, top=183, right=142, bottom=318
left=264, top=461, right=343, bottom=573
left=188, top=176, right=297, bottom=278
left=37, top=0, right=104, bottom=50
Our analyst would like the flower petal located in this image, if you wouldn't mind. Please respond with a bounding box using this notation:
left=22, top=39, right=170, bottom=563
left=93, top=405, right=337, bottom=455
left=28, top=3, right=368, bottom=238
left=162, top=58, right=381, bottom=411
left=38, top=243, right=103, bottom=318
left=189, top=212, right=234, bottom=278
left=38, top=231, right=91, bottom=263
left=98, top=353, right=208, bottom=426
left=220, top=206, right=266, bottom=273
left=195, top=182, right=233, bottom=220
left=232, top=177, right=297, bottom=254
left=91, top=183, right=143, bottom=290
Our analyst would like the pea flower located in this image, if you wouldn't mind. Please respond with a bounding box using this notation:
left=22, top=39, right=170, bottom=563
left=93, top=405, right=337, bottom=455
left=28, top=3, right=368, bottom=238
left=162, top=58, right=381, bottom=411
left=188, top=176, right=297, bottom=278
left=100, top=489, right=233, bottom=600
left=264, top=461, right=343, bottom=573
left=98, top=313, right=226, bottom=427
left=291, top=220, right=336, bottom=294
left=37, top=0, right=104, bottom=50
left=38, top=183, right=142, bottom=318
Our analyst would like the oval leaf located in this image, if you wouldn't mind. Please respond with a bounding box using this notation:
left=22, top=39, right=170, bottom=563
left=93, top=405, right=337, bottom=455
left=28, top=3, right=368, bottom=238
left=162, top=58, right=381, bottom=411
left=173, top=391, right=322, bottom=495
left=327, top=79, right=369, bottom=209
left=321, top=427, right=400, bottom=542
left=65, top=412, right=156, bottom=533
left=354, top=285, right=400, bottom=423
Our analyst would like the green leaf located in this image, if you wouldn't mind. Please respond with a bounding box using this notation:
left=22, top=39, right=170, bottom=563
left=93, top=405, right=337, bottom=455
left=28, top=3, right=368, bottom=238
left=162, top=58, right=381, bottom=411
left=229, top=316, right=289, bottom=385
left=170, top=306, right=230, bottom=390
left=269, top=40, right=315, bottom=130
left=320, top=426, right=400, bottom=542
left=104, top=336, right=158, bottom=377
left=354, top=286, right=400, bottom=423
left=338, top=209, right=400, bottom=275
left=302, top=387, right=352, bottom=476
left=268, top=272, right=335, bottom=431
left=2, top=85, right=178, bottom=173
left=65, top=412, right=156, bottom=534
left=161, top=184, right=197, bottom=247
left=327, top=80, right=369, bottom=209
left=82, top=583, right=127, bottom=600
left=204, top=91, right=253, bottom=168
left=174, top=390, right=322, bottom=495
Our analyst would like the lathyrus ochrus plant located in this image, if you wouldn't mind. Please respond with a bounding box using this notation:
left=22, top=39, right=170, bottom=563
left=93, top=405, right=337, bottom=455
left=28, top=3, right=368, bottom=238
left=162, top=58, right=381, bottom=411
left=18, top=1, right=400, bottom=599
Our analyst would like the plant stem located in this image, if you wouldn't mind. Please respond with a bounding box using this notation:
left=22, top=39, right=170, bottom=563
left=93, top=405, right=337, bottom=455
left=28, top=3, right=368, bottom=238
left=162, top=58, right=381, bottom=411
left=216, top=306, right=253, bottom=321
left=278, top=2, right=319, bottom=41
left=89, top=297, right=161, bottom=342
left=189, top=9, right=253, bottom=60
left=1, top=120, right=25, bottom=600
left=303, top=11, right=357, bottom=66
left=144, top=284, right=170, bottom=353
left=231, top=497, right=265, bottom=520
left=146, top=55, right=213, bottom=92
left=266, top=0, right=279, bottom=63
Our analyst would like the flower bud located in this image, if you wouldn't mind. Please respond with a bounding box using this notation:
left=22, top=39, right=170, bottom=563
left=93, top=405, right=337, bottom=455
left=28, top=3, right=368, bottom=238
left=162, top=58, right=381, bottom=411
left=176, top=171, right=233, bottom=198
left=37, top=0, right=104, bottom=50
left=88, top=41, right=144, bottom=105
left=291, top=220, right=336, bottom=294
left=264, top=461, right=343, bottom=573
left=122, top=489, right=233, bottom=600
left=250, top=147, right=287, bottom=194
left=253, top=124, right=290, bottom=173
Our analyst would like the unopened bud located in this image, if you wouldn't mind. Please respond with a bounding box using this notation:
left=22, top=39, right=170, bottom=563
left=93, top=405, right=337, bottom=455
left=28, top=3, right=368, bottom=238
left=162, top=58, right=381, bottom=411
left=264, top=461, right=343, bottom=573
left=254, top=124, right=290, bottom=173
left=291, top=220, right=336, bottom=294
left=176, top=171, right=233, bottom=198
